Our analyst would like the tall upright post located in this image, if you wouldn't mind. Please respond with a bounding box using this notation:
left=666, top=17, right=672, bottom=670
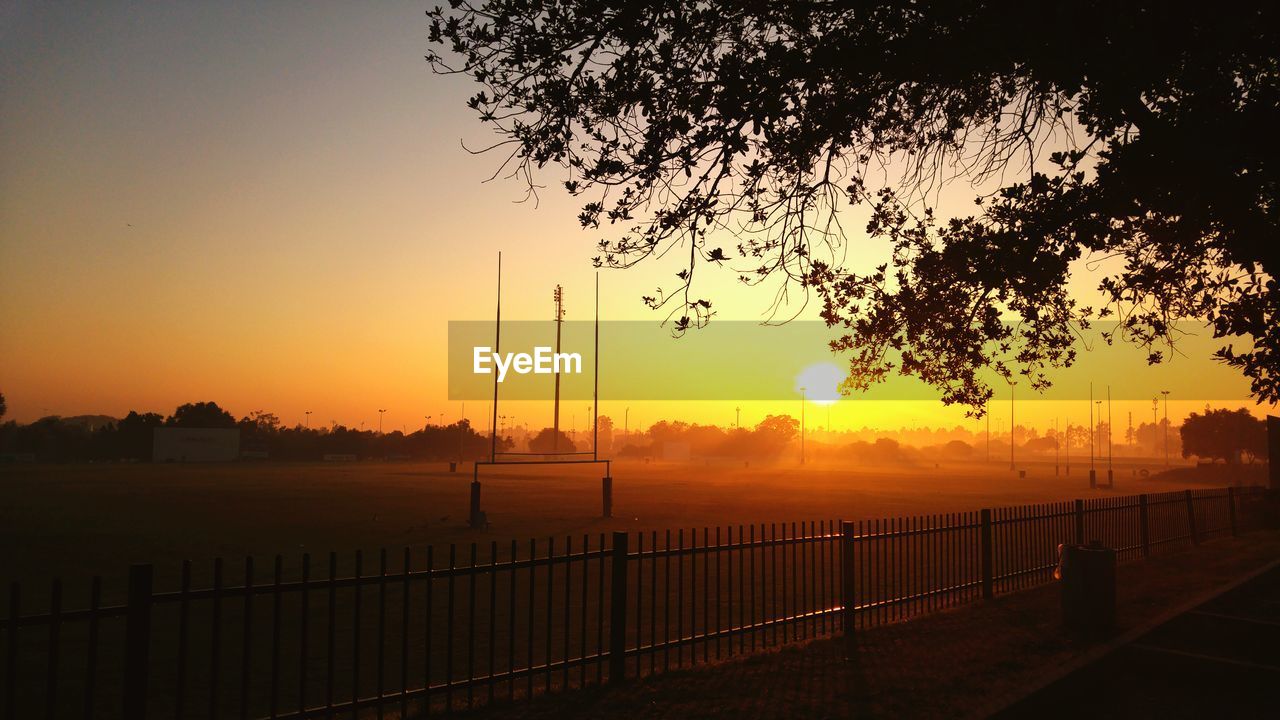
left=800, top=387, right=806, bottom=464
left=1089, top=385, right=1097, bottom=489
left=608, top=532, right=629, bottom=683
left=980, top=509, right=994, bottom=600
left=1227, top=486, right=1238, bottom=537
left=469, top=471, right=483, bottom=529
left=123, top=564, right=154, bottom=719
left=1185, top=489, right=1199, bottom=544
left=1074, top=499, right=1085, bottom=545
left=1268, top=416, right=1280, bottom=491
left=490, top=253, right=502, bottom=462
left=1161, top=390, right=1171, bottom=466
left=1107, top=386, right=1114, bottom=487
left=1008, top=379, right=1017, bottom=471
left=841, top=521, right=857, bottom=655
left=593, top=273, right=600, bottom=460
left=1139, top=494, right=1150, bottom=557
left=1065, top=416, right=1070, bottom=475
left=552, top=285, right=565, bottom=452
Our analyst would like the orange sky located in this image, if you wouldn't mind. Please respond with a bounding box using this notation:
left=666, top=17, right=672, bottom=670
left=0, top=2, right=1272, bottom=431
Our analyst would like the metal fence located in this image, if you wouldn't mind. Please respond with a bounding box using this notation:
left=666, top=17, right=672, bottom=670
left=1, top=485, right=1268, bottom=719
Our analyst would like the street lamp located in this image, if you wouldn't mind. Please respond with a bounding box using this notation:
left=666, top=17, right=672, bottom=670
left=1008, top=379, right=1017, bottom=471
left=1160, top=390, right=1171, bottom=466
left=799, top=387, right=806, bottom=465
left=378, top=409, right=387, bottom=434
left=304, top=410, right=311, bottom=428
left=424, top=415, right=432, bottom=432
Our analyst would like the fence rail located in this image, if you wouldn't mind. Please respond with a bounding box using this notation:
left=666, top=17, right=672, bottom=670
left=0, top=485, right=1268, bottom=719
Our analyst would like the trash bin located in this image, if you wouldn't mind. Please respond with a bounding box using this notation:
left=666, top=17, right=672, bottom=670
left=1056, top=541, right=1116, bottom=634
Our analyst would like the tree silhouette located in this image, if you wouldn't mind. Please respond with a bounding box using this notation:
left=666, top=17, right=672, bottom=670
left=1180, top=408, right=1266, bottom=464
left=0, top=391, right=6, bottom=421
left=167, top=401, right=237, bottom=429
left=528, top=427, right=577, bottom=454
left=429, top=3, right=1280, bottom=409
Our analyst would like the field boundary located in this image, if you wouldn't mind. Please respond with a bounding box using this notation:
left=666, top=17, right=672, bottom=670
left=0, top=485, right=1270, bottom=718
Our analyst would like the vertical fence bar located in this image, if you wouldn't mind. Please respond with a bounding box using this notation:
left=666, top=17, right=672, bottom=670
left=1185, top=490, right=1199, bottom=544
left=241, top=557, right=253, bottom=720
left=270, top=556, right=283, bottom=719
left=4, top=583, right=16, bottom=720
left=325, top=553, right=336, bottom=719
left=299, top=553, right=310, bottom=718
left=123, top=564, right=153, bottom=720
left=175, top=562, right=190, bottom=720
left=467, top=544, right=477, bottom=710
left=424, top=546, right=434, bottom=715
left=43, top=579, right=61, bottom=720
left=1073, top=500, right=1085, bottom=545
left=979, top=510, right=993, bottom=600
left=377, top=549, right=387, bottom=718
left=84, top=577, right=101, bottom=720
left=840, top=521, right=855, bottom=655
left=1228, top=487, right=1238, bottom=537
left=608, top=532, right=628, bottom=685
left=402, top=548, right=412, bottom=718
left=351, top=551, right=362, bottom=719
left=1139, top=495, right=1150, bottom=558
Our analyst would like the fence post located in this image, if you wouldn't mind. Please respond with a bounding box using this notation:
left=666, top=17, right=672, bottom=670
left=1185, top=489, right=1199, bottom=545
left=980, top=509, right=993, bottom=600
left=1228, top=486, right=1238, bottom=537
left=1073, top=499, right=1085, bottom=545
left=840, top=521, right=856, bottom=654
left=123, top=564, right=153, bottom=720
left=602, top=475, right=613, bottom=518
left=1139, top=494, right=1150, bottom=558
left=608, top=531, right=629, bottom=684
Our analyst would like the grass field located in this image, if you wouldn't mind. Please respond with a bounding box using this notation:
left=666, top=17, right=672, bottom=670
left=0, top=455, right=1229, bottom=595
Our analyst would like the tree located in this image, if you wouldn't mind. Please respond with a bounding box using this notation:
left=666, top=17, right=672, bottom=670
left=167, top=401, right=237, bottom=429
left=1180, top=408, right=1266, bottom=464
left=0, top=391, right=6, bottom=421
left=528, top=428, right=577, bottom=454
left=430, top=3, right=1280, bottom=410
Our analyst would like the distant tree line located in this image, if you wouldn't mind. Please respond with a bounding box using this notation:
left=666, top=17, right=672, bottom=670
left=0, top=400, right=507, bottom=463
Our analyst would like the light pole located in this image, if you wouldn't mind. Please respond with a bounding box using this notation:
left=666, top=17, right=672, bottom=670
left=624, top=407, right=629, bottom=445
left=1151, top=397, right=1158, bottom=455
left=1160, top=390, right=1171, bottom=466
left=1008, top=379, right=1017, bottom=471
left=1065, top=416, right=1071, bottom=475
left=304, top=410, right=311, bottom=428
left=378, top=409, right=387, bottom=434
left=986, top=402, right=990, bottom=463
left=735, top=406, right=741, bottom=429
left=1089, top=383, right=1095, bottom=473
left=424, top=415, right=432, bottom=432
left=1054, top=417, right=1060, bottom=475
left=1106, top=386, right=1114, bottom=481
left=799, top=387, right=806, bottom=465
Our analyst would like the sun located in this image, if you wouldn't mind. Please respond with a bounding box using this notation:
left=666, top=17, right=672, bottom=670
left=795, top=362, right=844, bottom=406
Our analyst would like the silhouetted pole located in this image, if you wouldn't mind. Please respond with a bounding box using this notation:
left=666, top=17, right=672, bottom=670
left=304, top=410, right=311, bottom=428
left=1089, top=384, right=1097, bottom=489
left=378, top=409, right=386, bottom=434
left=593, top=273, right=600, bottom=460
left=1161, top=390, right=1171, bottom=466
left=736, top=406, right=741, bottom=429
left=1008, top=379, right=1017, bottom=471
left=1065, top=416, right=1071, bottom=475
left=490, top=253, right=502, bottom=462
left=1107, top=386, right=1114, bottom=486
left=985, top=403, right=990, bottom=463
left=800, top=387, right=806, bottom=464
left=1055, top=417, right=1060, bottom=476
left=553, top=285, right=565, bottom=452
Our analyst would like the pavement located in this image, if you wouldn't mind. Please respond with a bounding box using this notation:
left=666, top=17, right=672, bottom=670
left=992, top=561, right=1280, bottom=718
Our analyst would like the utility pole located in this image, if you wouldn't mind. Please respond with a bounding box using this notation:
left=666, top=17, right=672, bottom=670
left=800, top=387, right=806, bottom=465
left=735, top=406, right=741, bottom=429
left=985, top=402, right=990, bottom=463
left=1008, top=379, right=1017, bottom=471
left=1152, top=398, right=1159, bottom=456
left=1065, top=416, right=1070, bottom=475
left=624, top=407, right=629, bottom=445
left=1161, top=390, right=1171, bottom=466
left=1089, top=383, right=1095, bottom=473
left=1107, top=386, right=1114, bottom=480
left=1054, top=417, right=1060, bottom=475
left=553, top=285, right=565, bottom=452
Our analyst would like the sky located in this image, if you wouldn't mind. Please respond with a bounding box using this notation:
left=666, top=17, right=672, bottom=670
left=0, top=1, right=1271, bottom=432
